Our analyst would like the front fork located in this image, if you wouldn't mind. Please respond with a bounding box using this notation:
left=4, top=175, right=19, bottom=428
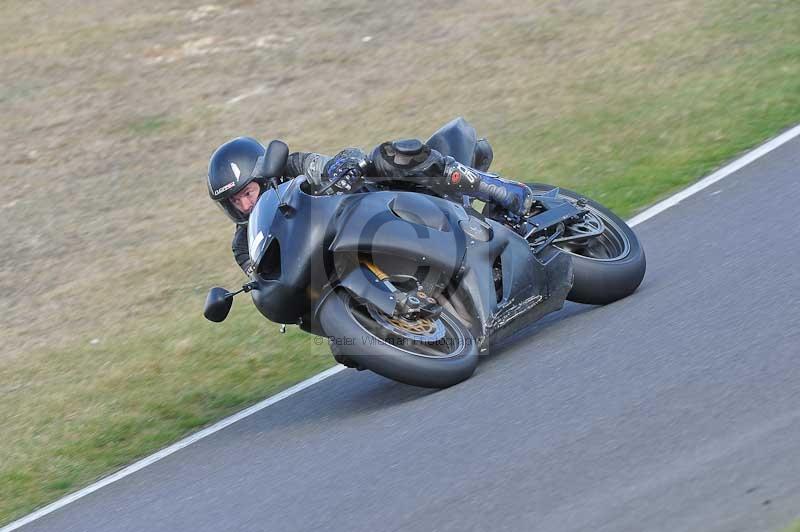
left=361, top=261, right=442, bottom=320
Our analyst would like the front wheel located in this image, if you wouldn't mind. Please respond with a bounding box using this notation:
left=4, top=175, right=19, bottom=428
left=526, top=183, right=646, bottom=305
left=319, top=290, right=479, bottom=388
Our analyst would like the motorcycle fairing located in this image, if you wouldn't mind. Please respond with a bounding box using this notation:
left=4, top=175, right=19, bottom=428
left=425, top=117, right=478, bottom=167
left=248, top=179, right=343, bottom=326
left=246, top=176, right=572, bottom=344
left=247, top=179, right=469, bottom=330
left=446, top=216, right=573, bottom=345
left=328, top=192, right=467, bottom=283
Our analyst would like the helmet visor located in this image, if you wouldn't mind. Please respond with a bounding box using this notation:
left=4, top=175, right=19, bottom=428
left=215, top=198, right=249, bottom=224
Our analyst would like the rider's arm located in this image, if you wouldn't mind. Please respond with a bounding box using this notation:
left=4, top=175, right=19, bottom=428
left=370, top=139, right=533, bottom=216
left=285, top=152, right=331, bottom=184
left=232, top=225, right=254, bottom=276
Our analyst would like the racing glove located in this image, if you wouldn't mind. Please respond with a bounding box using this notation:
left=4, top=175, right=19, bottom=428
left=323, top=148, right=370, bottom=191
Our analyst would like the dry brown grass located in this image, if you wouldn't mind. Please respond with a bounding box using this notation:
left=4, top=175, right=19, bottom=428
left=0, top=0, right=733, bottom=358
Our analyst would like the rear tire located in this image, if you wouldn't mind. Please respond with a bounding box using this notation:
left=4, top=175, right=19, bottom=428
left=525, top=183, right=646, bottom=305
left=319, top=291, right=479, bottom=388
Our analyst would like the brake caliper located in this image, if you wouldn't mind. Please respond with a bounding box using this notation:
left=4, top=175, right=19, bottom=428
left=395, top=288, right=442, bottom=320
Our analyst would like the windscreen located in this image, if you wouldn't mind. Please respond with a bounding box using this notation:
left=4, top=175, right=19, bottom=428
left=247, top=186, right=281, bottom=266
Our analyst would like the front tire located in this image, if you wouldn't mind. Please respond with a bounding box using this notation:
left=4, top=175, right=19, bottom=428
left=319, top=291, right=479, bottom=388
left=526, top=183, right=646, bottom=305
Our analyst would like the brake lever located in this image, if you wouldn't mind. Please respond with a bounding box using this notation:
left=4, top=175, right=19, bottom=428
left=315, top=173, right=346, bottom=196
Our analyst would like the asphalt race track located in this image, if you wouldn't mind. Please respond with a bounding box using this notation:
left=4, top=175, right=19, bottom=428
left=15, top=136, right=800, bottom=532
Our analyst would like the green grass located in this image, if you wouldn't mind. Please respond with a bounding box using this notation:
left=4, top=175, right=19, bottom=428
left=125, top=115, right=172, bottom=135
left=787, top=520, right=800, bottom=532
left=2, top=0, right=800, bottom=525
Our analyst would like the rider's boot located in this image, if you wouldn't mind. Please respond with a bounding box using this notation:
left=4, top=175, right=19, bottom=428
left=441, top=157, right=533, bottom=217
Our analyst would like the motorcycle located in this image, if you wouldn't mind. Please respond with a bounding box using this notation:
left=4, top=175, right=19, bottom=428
left=204, top=119, right=646, bottom=388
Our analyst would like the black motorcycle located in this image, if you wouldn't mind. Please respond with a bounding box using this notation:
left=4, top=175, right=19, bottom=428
left=204, top=119, right=646, bottom=388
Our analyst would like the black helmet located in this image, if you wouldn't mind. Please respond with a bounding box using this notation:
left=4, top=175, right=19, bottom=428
left=207, top=136, right=266, bottom=224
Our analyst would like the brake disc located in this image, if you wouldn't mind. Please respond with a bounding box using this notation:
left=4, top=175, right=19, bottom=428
left=366, top=305, right=446, bottom=343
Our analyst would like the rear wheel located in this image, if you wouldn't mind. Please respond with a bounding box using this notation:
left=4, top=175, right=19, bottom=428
left=319, top=291, right=479, bottom=388
left=525, top=183, right=646, bottom=305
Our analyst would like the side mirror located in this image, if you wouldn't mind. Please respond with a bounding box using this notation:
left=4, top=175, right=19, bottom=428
left=204, top=287, right=233, bottom=322
left=252, top=140, right=289, bottom=180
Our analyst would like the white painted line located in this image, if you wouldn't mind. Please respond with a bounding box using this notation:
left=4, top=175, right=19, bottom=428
left=4, top=122, right=800, bottom=532
left=0, top=365, right=346, bottom=532
left=627, top=123, right=800, bottom=227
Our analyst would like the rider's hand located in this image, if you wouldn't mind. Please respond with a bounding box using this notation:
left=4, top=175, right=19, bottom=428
left=323, top=148, right=370, bottom=191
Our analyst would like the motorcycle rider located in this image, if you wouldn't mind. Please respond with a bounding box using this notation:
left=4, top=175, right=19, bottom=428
left=207, top=136, right=333, bottom=275
left=207, top=136, right=534, bottom=275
